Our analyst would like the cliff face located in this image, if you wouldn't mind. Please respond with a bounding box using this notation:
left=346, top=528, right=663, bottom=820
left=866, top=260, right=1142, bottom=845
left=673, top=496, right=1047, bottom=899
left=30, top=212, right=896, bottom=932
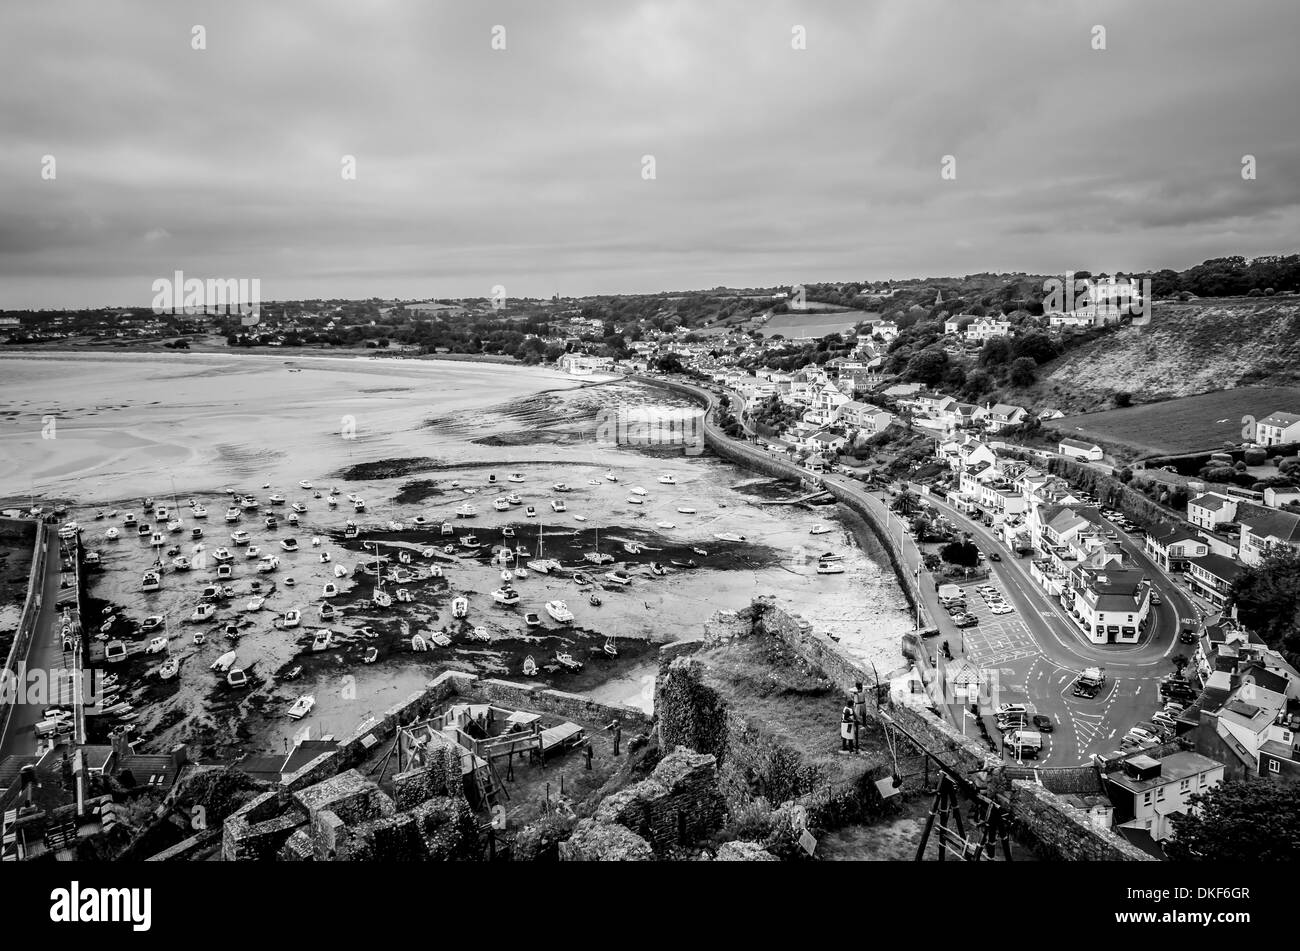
left=1022, top=301, right=1300, bottom=412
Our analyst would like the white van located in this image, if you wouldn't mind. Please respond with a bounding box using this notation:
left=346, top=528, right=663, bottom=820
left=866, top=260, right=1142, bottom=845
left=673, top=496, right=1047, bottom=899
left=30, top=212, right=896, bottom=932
left=1006, top=730, right=1043, bottom=757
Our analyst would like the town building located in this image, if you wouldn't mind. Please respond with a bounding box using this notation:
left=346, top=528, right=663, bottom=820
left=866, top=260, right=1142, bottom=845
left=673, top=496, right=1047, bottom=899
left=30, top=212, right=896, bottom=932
left=1254, top=411, right=1300, bottom=446
left=1105, top=751, right=1224, bottom=845
left=1058, top=438, right=1103, bottom=462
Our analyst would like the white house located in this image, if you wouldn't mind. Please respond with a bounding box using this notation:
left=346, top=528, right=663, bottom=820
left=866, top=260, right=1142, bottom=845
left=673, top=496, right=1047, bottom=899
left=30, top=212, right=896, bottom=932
left=1059, top=438, right=1103, bottom=462
left=836, top=401, right=895, bottom=435
left=1067, top=565, right=1151, bottom=644
left=1107, top=752, right=1224, bottom=844
left=1237, top=506, right=1300, bottom=566
left=1188, top=492, right=1238, bottom=530
left=1255, top=412, right=1300, bottom=447
left=1264, top=485, right=1300, bottom=509
left=965, top=317, right=1012, bottom=344
left=985, top=403, right=1028, bottom=433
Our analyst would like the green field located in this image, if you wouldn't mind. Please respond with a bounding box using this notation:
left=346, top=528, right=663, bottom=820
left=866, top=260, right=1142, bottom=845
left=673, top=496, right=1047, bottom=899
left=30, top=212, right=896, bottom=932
left=762, top=310, right=878, bottom=339
left=1054, top=386, right=1300, bottom=457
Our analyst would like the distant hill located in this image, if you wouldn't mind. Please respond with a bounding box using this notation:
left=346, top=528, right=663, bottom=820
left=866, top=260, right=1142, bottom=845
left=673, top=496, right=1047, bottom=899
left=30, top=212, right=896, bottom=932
left=1011, top=298, right=1300, bottom=414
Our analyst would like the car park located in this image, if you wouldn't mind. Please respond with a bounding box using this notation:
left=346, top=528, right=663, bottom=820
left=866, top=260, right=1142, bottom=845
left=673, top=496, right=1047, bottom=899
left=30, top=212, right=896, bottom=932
left=1127, top=726, right=1159, bottom=743
left=1163, top=702, right=1186, bottom=716
left=953, top=613, right=978, bottom=627
left=1151, top=712, right=1177, bottom=731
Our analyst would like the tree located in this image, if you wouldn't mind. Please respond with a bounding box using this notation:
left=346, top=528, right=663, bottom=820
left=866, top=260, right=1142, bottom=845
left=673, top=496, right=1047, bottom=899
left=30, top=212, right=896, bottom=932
left=1008, top=357, right=1037, bottom=388
left=940, top=541, right=980, bottom=568
left=1166, top=780, right=1300, bottom=860
left=1113, top=391, right=1132, bottom=408
left=904, top=349, right=948, bottom=387
left=1170, top=653, right=1190, bottom=678
left=1230, top=547, right=1300, bottom=664
left=653, top=352, right=685, bottom=374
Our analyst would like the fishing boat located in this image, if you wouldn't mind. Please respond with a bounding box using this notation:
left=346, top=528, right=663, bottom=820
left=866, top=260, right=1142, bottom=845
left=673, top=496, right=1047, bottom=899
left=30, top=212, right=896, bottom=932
left=319, top=602, right=335, bottom=620
left=146, top=635, right=168, bottom=654
left=452, top=596, right=469, bottom=618
left=246, top=545, right=261, bottom=559
left=265, top=516, right=279, bottom=530
left=172, top=556, right=191, bottom=571
left=321, top=582, right=338, bottom=598
left=191, top=505, right=207, bottom=519
left=492, top=587, right=520, bottom=607
left=231, top=529, right=251, bottom=546
left=502, top=526, right=516, bottom=539
left=456, top=502, right=477, bottom=519
left=288, top=695, right=315, bottom=719
left=545, top=600, right=574, bottom=623
left=344, top=520, right=359, bottom=539
left=149, top=531, right=166, bottom=546
left=137, top=523, right=152, bottom=537
left=605, top=471, right=618, bottom=482
left=552, top=482, right=571, bottom=493
left=493, top=497, right=510, bottom=511
left=213, top=547, right=234, bottom=562
left=353, top=499, right=366, bottom=512
left=816, top=560, right=846, bottom=574
left=508, top=472, right=525, bottom=483
left=292, top=502, right=307, bottom=514
left=522, top=655, right=539, bottom=676
left=105, top=527, right=120, bottom=540
left=657, top=473, right=677, bottom=485
left=459, top=533, right=481, bottom=548
left=104, top=640, right=127, bottom=663
left=159, top=656, right=180, bottom=680
left=327, top=496, right=339, bottom=508
left=124, top=512, right=138, bottom=527
left=141, top=615, right=164, bottom=632
left=191, top=603, right=216, bottom=622
left=241, top=497, right=259, bottom=511
left=269, top=494, right=285, bottom=505
left=554, top=650, right=583, bottom=671
left=282, top=609, right=301, bottom=628
left=623, top=542, right=642, bottom=555
left=809, top=524, right=832, bottom=535
left=246, top=596, right=265, bottom=612
left=257, top=555, right=280, bottom=573
left=280, top=537, right=299, bottom=552
left=550, top=499, right=567, bottom=513
left=210, top=650, right=237, bottom=673
left=396, top=589, right=413, bottom=603
left=191, top=527, right=204, bottom=540
left=525, top=506, right=536, bottom=518
left=227, top=668, right=249, bottom=688
left=604, top=568, right=632, bottom=586
left=311, top=629, right=332, bottom=651
left=141, top=570, right=161, bottom=592
left=650, top=562, right=669, bottom=576
left=287, top=513, right=300, bottom=527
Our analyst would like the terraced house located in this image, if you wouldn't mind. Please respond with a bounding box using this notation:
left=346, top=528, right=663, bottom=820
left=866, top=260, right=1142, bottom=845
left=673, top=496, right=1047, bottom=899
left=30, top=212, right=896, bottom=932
left=1236, top=506, right=1300, bottom=566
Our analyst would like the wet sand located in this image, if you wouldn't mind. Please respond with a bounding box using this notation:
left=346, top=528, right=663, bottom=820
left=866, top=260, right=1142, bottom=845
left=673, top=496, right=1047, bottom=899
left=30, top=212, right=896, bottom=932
left=1, top=353, right=912, bottom=759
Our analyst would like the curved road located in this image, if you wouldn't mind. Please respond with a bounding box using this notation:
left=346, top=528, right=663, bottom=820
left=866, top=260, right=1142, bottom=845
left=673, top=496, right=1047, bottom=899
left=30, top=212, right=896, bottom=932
left=652, top=374, right=1184, bottom=764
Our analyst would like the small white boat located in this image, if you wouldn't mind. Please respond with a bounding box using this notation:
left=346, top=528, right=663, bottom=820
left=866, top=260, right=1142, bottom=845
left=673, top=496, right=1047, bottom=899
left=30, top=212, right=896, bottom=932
left=246, top=545, right=261, bottom=559
left=159, top=657, right=180, bottom=680
left=603, top=637, right=618, bottom=657
left=146, top=635, right=168, bottom=654
left=191, top=527, right=204, bottom=540
left=280, top=537, right=299, bottom=552
left=574, top=515, right=587, bottom=522
left=396, top=588, right=414, bottom=603
left=508, top=472, right=525, bottom=483
left=553, top=483, right=571, bottom=493
left=141, top=615, right=164, bottom=632
left=246, top=596, right=265, bottom=611
left=257, top=555, right=280, bottom=573
left=456, top=503, right=477, bottom=518
left=292, top=502, right=307, bottom=514
left=319, top=602, right=335, bottom=620
left=492, top=587, right=520, bottom=606
left=629, top=486, right=647, bottom=496
left=327, top=496, right=339, bottom=507
left=334, top=563, right=348, bottom=578
left=141, top=571, right=161, bottom=592
left=528, top=558, right=561, bottom=574
left=604, top=569, right=632, bottom=586
left=809, top=524, right=832, bottom=535
left=213, top=547, right=234, bottom=562
left=282, top=609, right=301, bottom=628
left=210, top=650, right=237, bottom=673
left=105, top=527, right=120, bottom=540
left=545, top=600, right=574, bottom=623
left=522, top=655, right=539, bottom=676
left=191, top=603, right=216, bottom=622
left=816, top=561, right=846, bottom=574
left=299, top=480, right=312, bottom=490
left=269, top=494, right=286, bottom=505
left=231, top=529, right=251, bottom=545
left=321, top=582, right=338, bottom=599
left=353, top=499, right=366, bottom=512
left=525, top=506, right=536, bottom=518
left=172, top=556, right=191, bottom=571
left=227, top=668, right=248, bottom=688
left=623, top=542, right=642, bottom=554
left=714, top=532, right=746, bottom=542
left=494, top=497, right=510, bottom=511
left=191, top=505, right=207, bottom=518
left=362, top=646, right=379, bottom=664
left=468, top=626, right=490, bottom=642
left=223, top=508, right=241, bottom=522
left=676, top=507, right=696, bottom=515
left=431, top=631, right=452, bottom=648
left=501, top=568, right=513, bottom=581
left=605, top=471, right=618, bottom=482
left=514, top=566, right=528, bottom=579
left=452, top=597, right=469, bottom=618
left=311, top=629, right=332, bottom=651
left=411, top=634, right=429, bottom=652
left=288, top=695, right=315, bottom=720
left=657, top=474, right=677, bottom=485
left=626, top=495, right=644, bottom=505
left=487, top=473, right=498, bottom=484
left=550, top=500, right=567, bottom=513
left=167, top=519, right=184, bottom=533
left=554, top=650, right=583, bottom=671
left=149, top=531, right=166, bottom=546
left=655, top=521, right=676, bottom=530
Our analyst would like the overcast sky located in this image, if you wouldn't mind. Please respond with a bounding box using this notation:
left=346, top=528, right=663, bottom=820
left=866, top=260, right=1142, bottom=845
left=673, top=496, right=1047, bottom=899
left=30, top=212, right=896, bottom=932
left=2, top=0, right=1298, bottom=309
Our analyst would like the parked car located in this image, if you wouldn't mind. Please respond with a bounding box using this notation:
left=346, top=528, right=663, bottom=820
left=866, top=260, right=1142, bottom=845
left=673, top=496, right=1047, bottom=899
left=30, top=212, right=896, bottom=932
left=988, top=552, right=1002, bottom=562
left=1178, top=630, right=1198, bottom=644
left=1031, top=714, right=1053, bottom=733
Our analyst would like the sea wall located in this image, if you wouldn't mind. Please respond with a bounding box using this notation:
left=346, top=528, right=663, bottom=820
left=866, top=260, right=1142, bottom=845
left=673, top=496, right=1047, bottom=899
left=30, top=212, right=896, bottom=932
left=0, top=517, right=45, bottom=752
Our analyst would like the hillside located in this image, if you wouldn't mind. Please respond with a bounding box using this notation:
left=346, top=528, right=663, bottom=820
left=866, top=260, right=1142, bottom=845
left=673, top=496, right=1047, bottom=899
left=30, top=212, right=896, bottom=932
left=1011, top=299, right=1300, bottom=414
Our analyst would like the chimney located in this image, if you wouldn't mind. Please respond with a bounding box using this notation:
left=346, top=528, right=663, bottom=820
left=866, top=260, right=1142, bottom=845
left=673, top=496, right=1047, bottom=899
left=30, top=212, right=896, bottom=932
left=110, top=729, right=132, bottom=763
